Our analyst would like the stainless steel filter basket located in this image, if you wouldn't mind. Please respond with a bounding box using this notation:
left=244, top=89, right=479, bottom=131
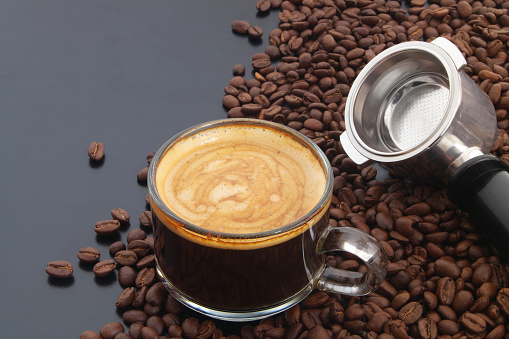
left=341, top=37, right=497, bottom=182
left=341, top=37, right=509, bottom=258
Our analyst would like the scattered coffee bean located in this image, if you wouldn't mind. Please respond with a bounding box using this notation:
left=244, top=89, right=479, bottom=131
left=111, top=208, right=130, bottom=224
left=93, top=259, right=116, bottom=277
left=109, top=240, right=126, bottom=256
left=88, top=141, right=104, bottom=161
left=231, top=20, right=251, bottom=34
left=46, top=260, right=73, bottom=279
left=114, top=250, right=138, bottom=266
left=137, top=167, right=149, bottom=183
left=95, top=219, right=121, bottom=236
left=99, top=322, right=124, bottom=339
left=77, top=247, right=100, bottom=264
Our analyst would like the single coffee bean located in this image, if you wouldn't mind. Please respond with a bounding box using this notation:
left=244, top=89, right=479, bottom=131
left=88, top=141, right=105, bottom=161
left=132, top=285, right=148, bottom=308
left=114, top=250, right=138, bottom=266
left=459, top=312, right=486, bottom=334
left=140, top=326, right=159, bottom=339
left=123, top=309, right=148, bottom=325
left=46, top=260, right=73, bottom=279
left=112, top=332, right=130, bottom=339
left=232, top=20, right=251, bottom=34
left=146, top=316, right=165, bottom=336
left=417, top=318, right=437, bottom=339
left=248, top=26, right=263, bottom=39
left=182, top=318, right=200, bottom=339
left=99, top=322, right=124, bottom=339
left=118, top=266, right=137, bottom=287
left=437, top=277, right=456, bottom=305
left=197, top=320, right=217, bottom=339
left=496, top=288, right=509, bottom=316
left=128, top=239, right=151, bottom=258
left=137, top=167, right=149, bottom=182
left=146, top=282, right=166, bottom=306
left=111, top=208, right=130, bottom=224
left=127, top=229, right=147, bottom=243
left=80, top=330, right=101, bottom=339
left=115, top=287, right=135, bottom=308
left=139, top=211, right=152, bottom=228
left=233, top=64, right=245, bottom=76
left=77, top=247, right=100, bottom=264
left=398, top=302, right=423, bottom=325
left=95, top=219, right=121, bottom=236
left=136, top=254, right=155, bottom=270
left=109, top=240, right=126, bottom=256
left=136, top=267, right=157, bottom=288
left=93, top=259, right=116, bottom=277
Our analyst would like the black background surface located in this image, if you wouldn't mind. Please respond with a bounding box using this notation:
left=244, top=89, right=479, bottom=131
left=0, top=1, right=280, bottom=337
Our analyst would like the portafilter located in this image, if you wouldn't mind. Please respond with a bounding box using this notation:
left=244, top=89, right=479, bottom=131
left=340, top=37, right=509, bottom=258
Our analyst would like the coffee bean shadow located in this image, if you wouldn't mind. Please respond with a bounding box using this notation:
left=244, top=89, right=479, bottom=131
left=89, top=157, right=105, bottom=168
left=248, top=36, right=264, bottom=47
left=255, top=10, right=271, bottom=19
left=137, top=179, right=147, bottom=187
left=94, top=272, right=117, bottom=286
left=95, top=233, right=121, bottom=246
left=79, top=261, right=96, bottom=272
left=119, top=222, right=131, bottom=232
left=47, top=276, right=75, bottom=288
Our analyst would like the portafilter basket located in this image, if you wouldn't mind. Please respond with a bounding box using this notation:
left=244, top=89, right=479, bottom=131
left=340, top=37, right=509, bottom=258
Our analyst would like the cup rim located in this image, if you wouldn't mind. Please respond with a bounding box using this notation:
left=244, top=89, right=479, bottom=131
left=147, top=118, right=333, bottom=242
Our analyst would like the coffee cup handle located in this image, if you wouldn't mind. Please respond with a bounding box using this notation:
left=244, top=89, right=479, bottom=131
left=315, top=226, right=387, bottom=296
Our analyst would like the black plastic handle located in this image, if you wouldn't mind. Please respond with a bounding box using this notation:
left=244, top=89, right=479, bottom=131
left=447, top=155, right=509, bottom=259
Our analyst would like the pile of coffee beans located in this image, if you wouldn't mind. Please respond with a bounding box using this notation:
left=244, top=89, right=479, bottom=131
left=53, top=0, right=509, bottom=338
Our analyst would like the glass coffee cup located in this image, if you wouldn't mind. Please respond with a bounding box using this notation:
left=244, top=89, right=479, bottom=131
left=148, top=118, right=387, bottom=321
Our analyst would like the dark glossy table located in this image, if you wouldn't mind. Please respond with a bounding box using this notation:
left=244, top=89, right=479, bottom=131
left=0, top=1, right=279, bottom=336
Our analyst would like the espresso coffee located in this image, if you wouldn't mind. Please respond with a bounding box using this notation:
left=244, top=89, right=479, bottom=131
left=155, top=123, right=326, bottom=235
left=150, top=120, right=332, bottom=313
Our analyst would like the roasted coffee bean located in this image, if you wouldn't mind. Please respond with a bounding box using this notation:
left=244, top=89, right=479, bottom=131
left=46, top=260, right=73, bottom=279
left=88, top=141, right=105, bottom=161
left=77, top=247, right=100, bottom=264
left=137, top=167, right=149, bottom=182
left=136, top=254, right=155, bottom=270
left=132, top=285, right=148, bottom=308
left=93, top=259, right=116, bottom=277
left=80, top=330, right=102, bottom=339
left=146, top=282, right=166, bottom=306
left=136, top=267, right=156, bottom=288
left=99, top=322, right=124, bottom=339
left=118, top=266, right=137, bottom=287
left=95, top=219, right=121, bottom=236
left=248, top=26, right=263, bottom=39
left=398, top=302, right=423, bottom=325
left=140, top=327, right=160, bottom=339
left=115, top=287, right=135, bottom=308
left=437, top=277, right=456, bottom=305
left=182, top=317, right=200, bottom=339
left=123, top=309, right=148, bottom=325
left=128, top=239, right=151, bottom=258
left=111, top=208, right=130, bottom=224
left=417, top=318, right=437, bottom=339
left=233, top=64, right=245, bottom=76
left=114, top=250, right=138, bottom=266
left=139, top=211, right=152, bottom=228
left=127, top=229, right=147, bottom=244
left=232, top=20, right=251, bottom=34
left=109, top=240, right=126, bottom=256
left=459, top=312, right=486, bottom=334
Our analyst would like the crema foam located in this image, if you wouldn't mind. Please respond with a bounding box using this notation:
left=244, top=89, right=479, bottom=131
left=155, top=123, right=327, bottom=234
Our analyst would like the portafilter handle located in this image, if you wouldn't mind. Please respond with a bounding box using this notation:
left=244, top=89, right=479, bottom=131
left=447, top=154, right=509, bottom=259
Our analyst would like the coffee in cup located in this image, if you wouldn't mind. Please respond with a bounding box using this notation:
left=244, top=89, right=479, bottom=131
left=148, top=119, right=387, bottom=321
